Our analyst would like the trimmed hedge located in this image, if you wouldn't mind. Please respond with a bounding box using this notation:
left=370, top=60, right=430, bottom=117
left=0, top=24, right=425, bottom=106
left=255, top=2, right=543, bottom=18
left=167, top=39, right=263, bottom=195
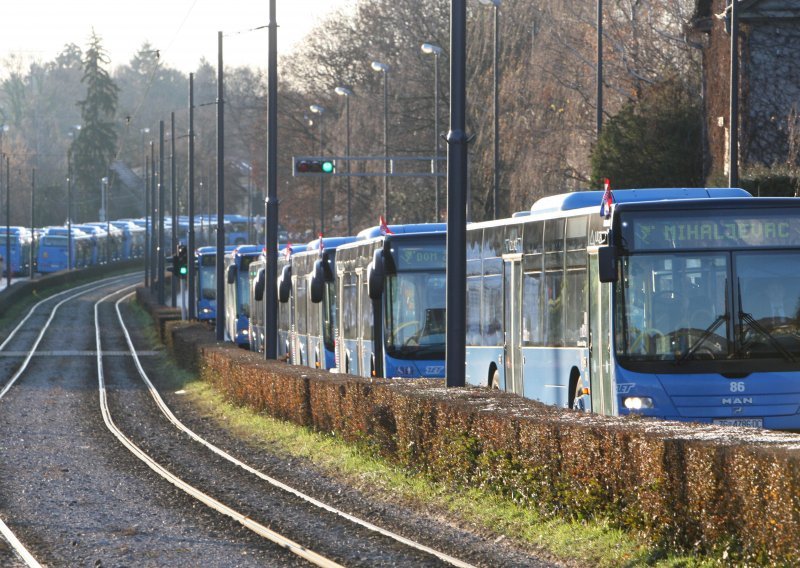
left=154, top=308, right=800, bottom=564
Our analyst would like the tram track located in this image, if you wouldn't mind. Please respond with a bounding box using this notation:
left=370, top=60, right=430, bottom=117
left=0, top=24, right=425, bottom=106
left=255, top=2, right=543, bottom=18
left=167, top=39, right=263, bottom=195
left=0, top=274, right=139, bottom=567
left=104, top=288, right=484, bottom=568
left=0, top=275, right=553, bottom=567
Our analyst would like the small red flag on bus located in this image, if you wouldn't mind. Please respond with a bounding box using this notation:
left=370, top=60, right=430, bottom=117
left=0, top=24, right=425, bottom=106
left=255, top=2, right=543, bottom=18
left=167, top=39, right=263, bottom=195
left=599, top=178, right=614, bottom=218
left=379, top=215, right=393, bottom=235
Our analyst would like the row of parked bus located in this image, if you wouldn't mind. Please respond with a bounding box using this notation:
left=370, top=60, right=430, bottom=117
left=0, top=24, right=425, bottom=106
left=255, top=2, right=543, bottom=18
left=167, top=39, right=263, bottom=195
left=0, top=213, right=275, bottom=278
left=1, top=222, right=146, bottom=276
left=198, top=188, right=800, bottom=430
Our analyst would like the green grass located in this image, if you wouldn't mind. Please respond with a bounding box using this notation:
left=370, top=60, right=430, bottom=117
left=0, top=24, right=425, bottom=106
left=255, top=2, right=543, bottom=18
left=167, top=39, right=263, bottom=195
left=0, top=288, right=728, bottom=567
left=179, top=378, right=723, bottom=568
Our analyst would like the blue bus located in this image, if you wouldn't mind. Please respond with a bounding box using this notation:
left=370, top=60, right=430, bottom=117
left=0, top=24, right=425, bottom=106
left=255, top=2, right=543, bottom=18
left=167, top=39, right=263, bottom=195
left=463, top=188, right=800, bottom=429
left=248, top=252, right=268, bottom=353
left=110, top=220, right=145, bottom=259
left=1, top=227, right=33, bottom=276
left=288, top=236, right=356, bottom=370
left=334, top=223, right=447, bottom=378
left=36, top=228, right=91, bottom=273
left=195, top=245, right=236, bottom=322
left=73, top=224, right=108, bottom=265
left=276, top=244, right=308, bottom=360
left=224, top=244, right=264, bottom=347
left=225, top=214, right=250, bottom=246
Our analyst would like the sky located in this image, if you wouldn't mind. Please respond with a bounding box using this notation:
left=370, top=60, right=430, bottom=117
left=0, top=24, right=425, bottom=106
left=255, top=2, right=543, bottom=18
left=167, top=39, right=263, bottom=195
left=1, top=0, right=354, bottom=74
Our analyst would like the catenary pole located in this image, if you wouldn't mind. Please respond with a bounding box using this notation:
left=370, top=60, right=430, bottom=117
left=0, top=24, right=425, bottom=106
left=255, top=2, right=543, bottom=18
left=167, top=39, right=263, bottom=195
left=266, top=0, right=279, bottom=359
left=446, top=0, right=468, bottom=388
left=188, top=73, right=197, bottom=319
left=215, top=31, right=226, bottom=342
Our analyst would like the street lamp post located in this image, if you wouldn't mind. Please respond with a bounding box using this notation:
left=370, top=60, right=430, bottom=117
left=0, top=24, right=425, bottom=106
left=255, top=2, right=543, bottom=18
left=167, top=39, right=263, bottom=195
left=0, top=126, right=8, bottom=285
left=421, top=43, right=443, bottom=222
left=334, top=86, right=353, bottom=234
left=101, top=176, right=110, bottom=262
left=67, top=125, right=81, bottom=270
left=371, top=61, right=390, bottom=219
left=141, top=127, right=151, bottom=284
left=479, top=0, right=501, bottom=219
left=309, top=104, right=326, bottom=234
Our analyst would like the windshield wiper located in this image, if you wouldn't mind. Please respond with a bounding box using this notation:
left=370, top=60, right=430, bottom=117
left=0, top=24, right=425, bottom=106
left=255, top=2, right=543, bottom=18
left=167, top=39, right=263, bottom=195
left=678, top=314, right=728, bottom=362
left=736, top=278, right=795, bottom=362
left=738, top=311, right=796, bottom=362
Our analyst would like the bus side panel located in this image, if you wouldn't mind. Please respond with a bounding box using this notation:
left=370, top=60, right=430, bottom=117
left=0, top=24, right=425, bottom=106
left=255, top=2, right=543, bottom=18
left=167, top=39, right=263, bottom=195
left=361, top=338, right=374, bottom=378
left=465, top=346, right=504, bottom=388
left=323, top=346, right=336, bottom=371
left=308, top=335, right=323, bottom=369
left=277, top=329, right=290, bottom=360
left=235, top=314, right=249, bottom=348
left=342, top=338, right=360, bottom=376
left=383, top=357, right=446, bottom=379
left=521, top=347, right=587, bottom=407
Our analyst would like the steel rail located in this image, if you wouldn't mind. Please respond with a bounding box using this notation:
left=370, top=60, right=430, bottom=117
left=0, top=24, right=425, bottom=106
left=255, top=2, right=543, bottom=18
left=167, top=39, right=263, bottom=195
left=0, top=273, right=136, bottom=351
left=0, top=274, right=138, bottom=568
left=114, top=291, right=476, bottom=568
left=94, top=287, right=343, bottom=568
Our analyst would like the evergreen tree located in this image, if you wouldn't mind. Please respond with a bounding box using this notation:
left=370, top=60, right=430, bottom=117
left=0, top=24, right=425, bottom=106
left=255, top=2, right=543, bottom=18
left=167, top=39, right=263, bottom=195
left=590, top=79, right=704, bottom=189
left=71, top=31, right=119, bottom=221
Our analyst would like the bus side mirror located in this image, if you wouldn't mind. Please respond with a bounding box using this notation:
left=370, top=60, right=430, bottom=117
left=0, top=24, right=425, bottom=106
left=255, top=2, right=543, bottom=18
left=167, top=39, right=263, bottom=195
left=367, top=249, right=384, bottom=300
left=278, top=264, right=292, bottom=303
left=226, top=264, right=237, bottom=284
left=254, top=267, right=265, bottom=301
left=598, top=246, right=618, bottom=283
left=310, top=259, right=325, bottom=303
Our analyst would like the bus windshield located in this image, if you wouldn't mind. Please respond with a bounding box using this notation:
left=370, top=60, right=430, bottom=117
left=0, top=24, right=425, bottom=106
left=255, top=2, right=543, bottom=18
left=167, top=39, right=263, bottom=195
left=236, top=257, right=255, bottom=315
left=199, top=264, right=216, bottom=300
left=384, top=271, right=446, bottom=359
left=616, top=251, right=800, bottom=368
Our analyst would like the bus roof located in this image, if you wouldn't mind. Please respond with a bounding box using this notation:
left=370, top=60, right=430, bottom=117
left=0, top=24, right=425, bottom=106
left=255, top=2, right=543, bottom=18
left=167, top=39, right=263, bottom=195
left=279, top=243, right=308, bottom=256
left=304, top=235, right=357, bottom=250
left=232, top=244, right=264, bottom=258
left=356, top=222, right=447, bottom=239
left=195, top=244, right=237, bottom=256
left=530, top=188, right=752, bottom=214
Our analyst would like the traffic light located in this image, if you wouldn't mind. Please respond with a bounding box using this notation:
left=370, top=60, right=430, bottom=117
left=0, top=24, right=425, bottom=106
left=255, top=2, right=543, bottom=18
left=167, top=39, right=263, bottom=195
left=295, top=159, right=335, bottom=175
left=171, top=244, right=188, bottom=278
left=177, top=244, right=188, bottom=278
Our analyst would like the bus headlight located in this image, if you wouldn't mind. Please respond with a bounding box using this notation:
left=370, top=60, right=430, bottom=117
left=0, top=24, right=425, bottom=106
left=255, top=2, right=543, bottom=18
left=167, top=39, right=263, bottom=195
left=623, top=396, right=654, bottom=410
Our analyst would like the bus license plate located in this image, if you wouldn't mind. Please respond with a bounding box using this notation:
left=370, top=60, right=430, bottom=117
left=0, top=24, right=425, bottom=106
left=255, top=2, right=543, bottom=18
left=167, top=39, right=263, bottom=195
left=712, top=418, right=763, bottom=428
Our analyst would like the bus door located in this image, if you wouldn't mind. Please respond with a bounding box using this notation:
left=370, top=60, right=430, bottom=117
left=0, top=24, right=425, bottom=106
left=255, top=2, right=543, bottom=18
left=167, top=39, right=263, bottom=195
left=588, top=251, right=615, bottom=415
left=503, top=256, right=524, bottom=395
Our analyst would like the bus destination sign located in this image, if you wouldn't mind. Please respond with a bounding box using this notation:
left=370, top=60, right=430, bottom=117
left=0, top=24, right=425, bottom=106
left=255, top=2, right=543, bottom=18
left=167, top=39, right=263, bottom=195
left=395, top=245, right=446, bottom=270
left=627, top=212, right=800, bottom=250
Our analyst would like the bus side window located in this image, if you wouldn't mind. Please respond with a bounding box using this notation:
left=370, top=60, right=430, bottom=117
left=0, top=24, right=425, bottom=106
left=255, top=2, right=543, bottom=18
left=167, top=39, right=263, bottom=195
left=467, top=277, right=482, bottom=345
left=483, top=274, right=503, bottom=345
left=522, top=271, right=542, bottom=345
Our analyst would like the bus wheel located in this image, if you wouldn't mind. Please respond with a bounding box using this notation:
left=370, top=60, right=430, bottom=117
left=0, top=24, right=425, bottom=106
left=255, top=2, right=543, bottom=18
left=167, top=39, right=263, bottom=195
left=489, top=366, right=500, bottom=389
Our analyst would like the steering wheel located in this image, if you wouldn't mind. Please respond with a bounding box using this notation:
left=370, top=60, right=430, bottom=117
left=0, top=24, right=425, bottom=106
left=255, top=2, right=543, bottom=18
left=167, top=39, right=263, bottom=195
left=392, top=321, right=420, bottom=345
left=691, top=345, right=716, bottom=360
left=630, top=327, right=665, bottom=352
